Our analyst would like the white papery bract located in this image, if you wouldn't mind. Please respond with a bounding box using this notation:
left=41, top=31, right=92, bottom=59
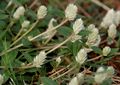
left=13, top=6, right=25, bottom=19
left=75, top=49, right=87, bottom=65
left=65, top=4, right=77, bottom=21
left=22, top=20, right=30, bottom=28
left=100, top=9, right=115, bottom=28
left=37, top=5, right=47, bottom=19
left=94, top=67, right=107, bottom=84
left=33, top=51, right=47, bottom=67
left=102, top=46, right=111, bottom=56
left=108, top=24, right=117, bottom=39
left=69, top=73, right=84, bottom=85
left=73, top=18, right=84, bottom=34
left=0, top=74, right=4, bottom=85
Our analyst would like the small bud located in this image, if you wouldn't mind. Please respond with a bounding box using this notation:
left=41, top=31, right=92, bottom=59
left=0, top=74, right=4, bottom=85
left=69, top=73, right=84, bottom=85
left=56, top=57, right=61, bottom=64
left=65, top=4, right=77, bottom=21
left=100, top=9, right=115, bottom=28
left=94, top=67, right=107, bottom=84
left=13, top=6, right=25, bottom=19
left=102, top=46, right=111, bottom=56
left=33, top=51, right=47, bottom=67
left=75, top=49, right=87, bottom=65
left=108, top=24, right=117, bottom=39
left=107, top=66, right=114, bottom=77
left=37, top=5, right=47, bottom=19
left=73, top=18, right=84, bottom=34
left=22, top=20, right=30, bottom=28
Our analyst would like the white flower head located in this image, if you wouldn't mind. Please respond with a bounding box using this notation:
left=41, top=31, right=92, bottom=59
left=102, top=46, right=111, bottom=56
left=56, top=57, right=61, bottom=64
left=33, top=51, right=47, bottom=67
left=94, top=67, right=107, bottom=84
left=13, top=6, right=25, bottom=19
left=75, top=49, right=87, bottom=65
left=86, top=28, right=99, bottom=46
left=65, top=4, right=78, bottom=21
left=73, top=18, right=84, bottom=34
left=100, top=9, right=115, bottom=28
left=37, top=5, right=47, bottom=19
left=108, top=24, right=117, bottom=39
left=22, top=20, right=30, bottom=28
left=69, top=72, right=84, bottom=85
left=0, top=74, right=4, bottom=85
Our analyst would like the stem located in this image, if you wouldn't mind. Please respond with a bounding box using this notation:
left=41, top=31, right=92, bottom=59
left=53, top=65, right=77, bottom=80
left=91, top=0, right=110, bottom=11
left=87, top=55, right=102, bottom=62
left=13, top=27, right=24, bottom=41
left=0, top=19, right=68, bottom=56
left=10, top=19, right=39, bottom=47
left=0, top=20, right=14, bottom=40
left=30, top=19, right=68, bottom=41
left=46, top=34, right=73, bottom=54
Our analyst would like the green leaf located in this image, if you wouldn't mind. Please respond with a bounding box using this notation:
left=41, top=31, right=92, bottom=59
left=41, top=77, right=58, bottom=85
left=57, top=26, right=72, bottom=37
left=91, top=46, right=102, bottom=54
left=109, top=48, right=119, bottom=56
left=0, top=13, right=8, bottom=20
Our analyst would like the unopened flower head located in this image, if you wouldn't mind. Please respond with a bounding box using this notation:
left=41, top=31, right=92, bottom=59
left=33, top=51, right=47, bottom=67
left=108, top=24, right=117, bottom=39
left=102, top=46, right=111, bottom=56
left=75, top=49, right=87, bottom=65
left=13, top=6, right=25, bottom=19
left=65, top=4, right=77, bottom=21
left=56, top=57, right=61, bottom=64
left=87, top=24, right=96, bottom=31
left=37, top=5, right=47, bottom=19
left=73, top=18, right=84, bottom=34
left=44, top=18, right=56, bottom=39
left=106, top=66, right=115, bottom=77
left=100, top=9, right=115, bottom=28
left=69, top=72, right=84, bottom=85
left=22, top=20, right=30, bottom=28
left=94, top=67, right=107, bottom=84
left=0, top=74, right=4, bottom=85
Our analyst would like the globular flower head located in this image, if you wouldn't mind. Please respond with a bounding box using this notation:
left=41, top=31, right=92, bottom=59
left=33, top=51, right=47, bottom=67
left=13, top=6, right=25, bottom=19
left=73, top=18, right=84, bottom=34
left=94, top=67, right=107, bottom=84
left=102, top=46, right=111, bottom=56
left=69, top=72, right=84, bottom=85
left=115, top=11, right=120, bottom=25
left=0, top=74, right=4, bottom=85
left=75, top=49, right=87, bottom=65
left=22, top=20, right=30, bottom=28
left=108, top=24, right=117, bottom=39
left=37, top=5, right=47, bottom=19
left=65, top=4, right=78, bottom=21
left=100, top=9, right=115, bottom=28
